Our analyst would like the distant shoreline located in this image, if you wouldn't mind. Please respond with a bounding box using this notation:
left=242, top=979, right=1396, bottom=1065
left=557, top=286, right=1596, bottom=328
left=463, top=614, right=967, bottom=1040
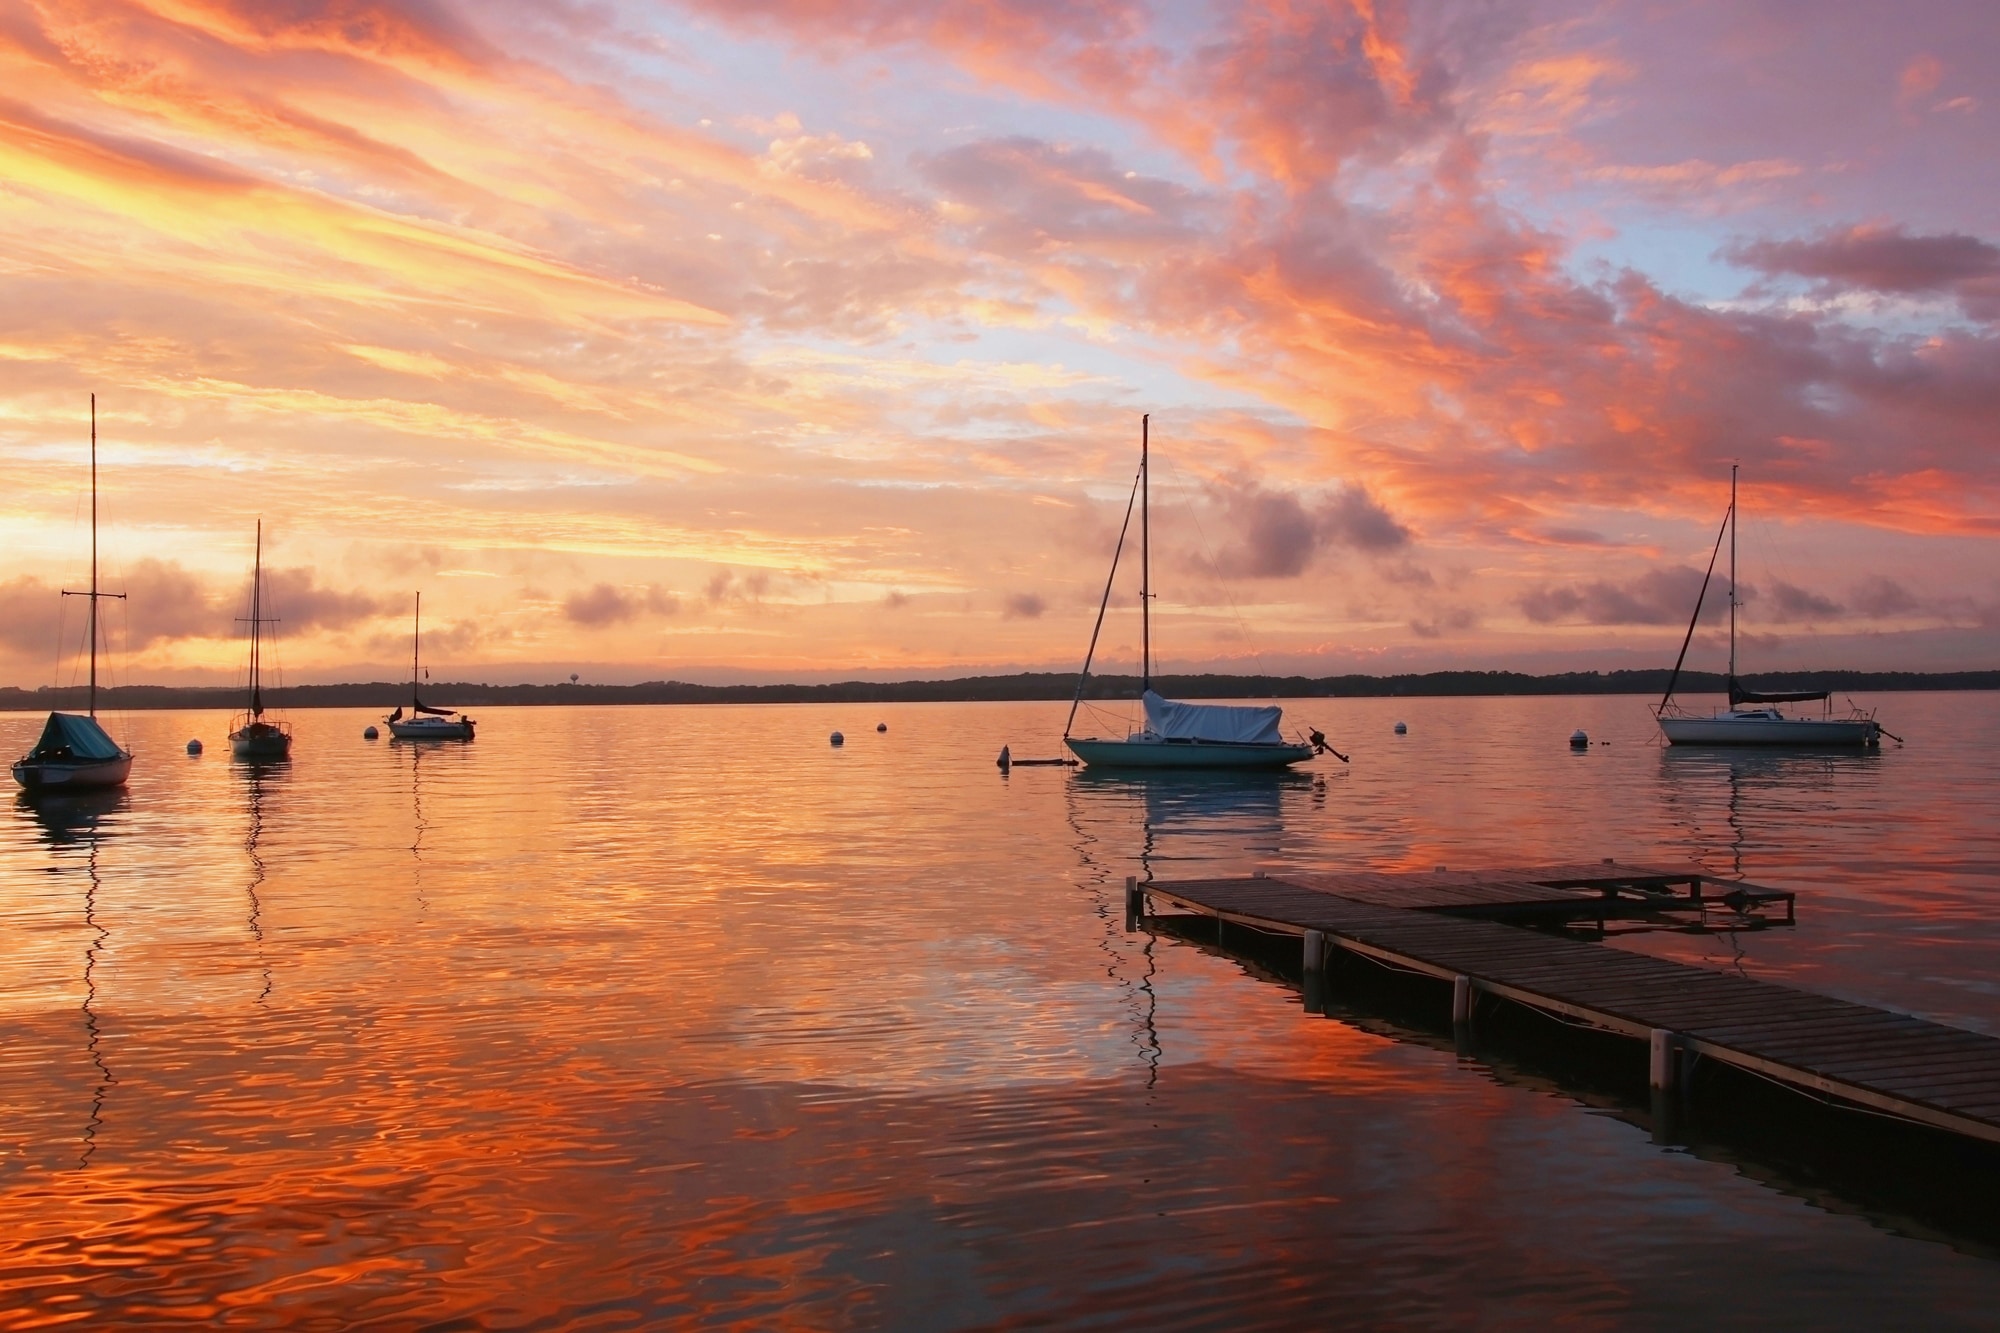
left=3, top=668, right=1994, bottom=712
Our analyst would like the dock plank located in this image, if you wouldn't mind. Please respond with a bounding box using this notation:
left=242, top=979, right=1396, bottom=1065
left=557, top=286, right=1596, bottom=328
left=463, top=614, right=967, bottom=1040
left=1147, top=872, right=2000, bottom=1145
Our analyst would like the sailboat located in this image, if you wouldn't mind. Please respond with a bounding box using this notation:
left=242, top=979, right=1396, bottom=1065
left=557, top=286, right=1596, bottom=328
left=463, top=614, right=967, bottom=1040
left=1064, top=416, right=1321, bottom=770
left=386, top=592, right=475, bottom=740
left=1656, top=465, right=1884, bottom=747
left=12, top=396, right=135, bottom=792
left=228, top=521, right=292, bottom=761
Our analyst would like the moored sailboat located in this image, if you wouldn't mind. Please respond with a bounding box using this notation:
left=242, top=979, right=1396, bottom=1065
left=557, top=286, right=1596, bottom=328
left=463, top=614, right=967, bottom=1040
left=12, top=396, right=134, bottom=792
left=1063, top=416, right=1324, bottom=771
left=228, top=521, right=292, bottom=762
left=1656, top=465, right=1884, bottom=747
left=386, top=592, right=475, bottom=740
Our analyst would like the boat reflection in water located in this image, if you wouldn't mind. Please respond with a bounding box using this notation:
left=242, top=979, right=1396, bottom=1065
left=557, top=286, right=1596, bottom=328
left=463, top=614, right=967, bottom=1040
left=1657, top=744, right=1884, bottom=887
left=19, top=787, right=127, bottom=1168
left=239, top=762, right=282, bottom=1006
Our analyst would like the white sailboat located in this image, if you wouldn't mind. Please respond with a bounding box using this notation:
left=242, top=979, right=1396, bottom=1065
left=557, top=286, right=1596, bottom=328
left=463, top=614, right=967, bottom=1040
left=228, top=520, right=292, bottom=762
left=386, top=592, right=476, bottom=740
left=1656, top=465, right=1884, bottom=747
left=12, top=396, right=134, bottom=792
left=1064, top=416, right=1323, bottom=771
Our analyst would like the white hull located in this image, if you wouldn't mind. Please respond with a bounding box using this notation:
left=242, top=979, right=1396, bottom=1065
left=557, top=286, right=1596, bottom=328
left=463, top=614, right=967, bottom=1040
left=1659, top=712, right=1879, bottom=747
left=1066, top=736, right=1314, bottom=770
left=12, top=753, right=133, bottom=790
left=389, top=718, right=474, bottom=741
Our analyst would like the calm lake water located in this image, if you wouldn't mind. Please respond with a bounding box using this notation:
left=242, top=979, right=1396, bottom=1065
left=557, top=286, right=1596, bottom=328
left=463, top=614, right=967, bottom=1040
left=4, top=692, right=2000, bottom=1328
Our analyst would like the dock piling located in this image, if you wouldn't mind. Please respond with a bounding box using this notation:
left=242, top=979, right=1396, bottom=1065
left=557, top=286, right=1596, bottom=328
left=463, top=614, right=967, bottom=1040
left=1649, top=1029, right=1680, bottom=1091
left=1452, top=974, right=1474, bottom=1027
left=1303, top=929, right=1326, bottom=1014
left=1124, top=876, right=1142, bottom=932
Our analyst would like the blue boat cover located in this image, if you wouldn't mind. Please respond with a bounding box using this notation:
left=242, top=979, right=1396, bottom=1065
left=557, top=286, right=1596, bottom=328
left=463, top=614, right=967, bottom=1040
left=29, top=712, right=125, bottom=762
left=1142, top=690, right=1284, bottom=745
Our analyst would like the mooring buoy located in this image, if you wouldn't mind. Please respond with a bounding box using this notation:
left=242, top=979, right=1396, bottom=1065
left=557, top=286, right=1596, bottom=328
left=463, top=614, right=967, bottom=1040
left=876, top=722, right=887, bottom=732
left=186, top=738, right=203, bottom=755
left=830, top=731, right=844, bottom=746
left=363, top=725, right=379, bottom=740
left=997, top=744, right=1011, bottom=770
left=1570, top=728, right=1589, bottom=749
left=1394, top=721, right=1408, bottom=735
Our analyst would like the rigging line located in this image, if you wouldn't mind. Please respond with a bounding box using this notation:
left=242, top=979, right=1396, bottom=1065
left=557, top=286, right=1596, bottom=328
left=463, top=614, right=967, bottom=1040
left=1658, top=498, right=1733, bottom=713
left=1065, top=454, right=1145, bottom=740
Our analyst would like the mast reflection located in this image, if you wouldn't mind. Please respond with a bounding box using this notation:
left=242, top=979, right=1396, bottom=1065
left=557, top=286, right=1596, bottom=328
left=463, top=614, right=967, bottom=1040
left=1063, top=769, right=1323, bottom=1083
left=21, top=788, right=126, bottom=1168
left=241, top=763, right=281, bottom=1005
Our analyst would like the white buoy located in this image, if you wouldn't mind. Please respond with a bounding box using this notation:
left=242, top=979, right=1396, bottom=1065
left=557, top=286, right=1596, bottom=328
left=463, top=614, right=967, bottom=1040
left=1570, top=728, right=1589, bottom=749
left=1394, top=721, right=1408, bottom=734
left=997, top=744, right=1011, bottom=770
left=830, top=731, right=844, bottom=746
left=363, top=725, right=379, bottom=740
left=876, top=722, right=887, bottom=733
left=186, top=738, right=203, bottom=755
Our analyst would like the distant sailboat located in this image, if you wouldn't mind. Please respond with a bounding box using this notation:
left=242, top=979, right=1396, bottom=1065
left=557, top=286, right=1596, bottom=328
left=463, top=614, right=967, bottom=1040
left=386, top=592, right=475, bottom=740
left=1656, top=465, right=1885, bottom=747
left=228, top=521, right=292, bottom=762
left=1063, top=415, right=1324, bottom=770
left=12, top=395, right=135, bottom=791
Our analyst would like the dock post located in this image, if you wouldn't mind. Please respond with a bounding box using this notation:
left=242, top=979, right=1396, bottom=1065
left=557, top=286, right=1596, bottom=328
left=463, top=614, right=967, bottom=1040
left=1649, top=1029, right=1680, bottom=1091
left=1451, top=975, right=1473, bottom=1026
left=1302, top=930, right=1325, bottom=1013
left=1124, top=876, right=1141, bottom=932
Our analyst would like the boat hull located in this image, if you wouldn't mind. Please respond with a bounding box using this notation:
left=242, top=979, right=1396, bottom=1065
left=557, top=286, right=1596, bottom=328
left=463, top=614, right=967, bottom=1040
left=1065, top=736, right=1314, bottom=770
left=1659, top=714, right=1879, bottom=747
left=229, top=727, right=292, bottom=761
left=389, top=718, right=475, bottom=741
left=12, top=753, right=133, bottom=790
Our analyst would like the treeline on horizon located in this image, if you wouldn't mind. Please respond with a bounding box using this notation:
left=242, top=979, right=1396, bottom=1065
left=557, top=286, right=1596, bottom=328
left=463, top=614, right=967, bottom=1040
left=3, top=668, right=1996, bottom=712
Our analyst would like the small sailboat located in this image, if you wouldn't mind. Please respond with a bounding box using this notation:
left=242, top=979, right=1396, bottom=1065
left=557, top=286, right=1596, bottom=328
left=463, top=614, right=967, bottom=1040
left=386, top=592, right=475, bottom=740
left=13, top=396, right=134, bottom=792
left=1656, top=465, right=1884, bottom=747
left=228, top=521, right=292, bottom=762
left=1064, top=416, right=1323, bottom=770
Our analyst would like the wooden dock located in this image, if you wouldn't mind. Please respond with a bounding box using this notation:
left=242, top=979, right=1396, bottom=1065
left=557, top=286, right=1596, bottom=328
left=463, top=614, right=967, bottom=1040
left=1137, top=867, right=2000, bottom=1147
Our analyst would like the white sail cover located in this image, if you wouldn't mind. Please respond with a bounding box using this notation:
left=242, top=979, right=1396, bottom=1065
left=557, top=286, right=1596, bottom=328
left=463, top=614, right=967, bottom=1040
left=1142, top=690, right=1284, bottom=744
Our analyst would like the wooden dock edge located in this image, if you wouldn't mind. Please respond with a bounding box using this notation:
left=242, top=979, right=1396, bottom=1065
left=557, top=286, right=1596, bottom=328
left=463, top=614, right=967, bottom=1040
left=1140, top=882, right=2000, bottom=1149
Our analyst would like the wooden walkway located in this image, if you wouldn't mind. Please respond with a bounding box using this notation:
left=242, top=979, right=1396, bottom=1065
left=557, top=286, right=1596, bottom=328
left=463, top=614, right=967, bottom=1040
left=1276, top=860, right=1794, bottom=923
left=1140, top=872, right=2000, bottom=1147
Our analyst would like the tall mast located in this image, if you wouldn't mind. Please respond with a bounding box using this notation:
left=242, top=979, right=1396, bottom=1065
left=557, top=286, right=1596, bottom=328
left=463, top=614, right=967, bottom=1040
left=249, top=520, right=263, bottom=717
left=89, top=394, right=98, bottom=716
left=412, top=591, right=421, bottom=706
left=1140, top=413, right=1150, bottom=694
left=1727, top=463, right=1738, bottom=684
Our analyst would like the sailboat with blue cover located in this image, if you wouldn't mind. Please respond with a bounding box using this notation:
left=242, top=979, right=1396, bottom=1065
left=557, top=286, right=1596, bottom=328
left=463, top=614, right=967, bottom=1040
left=1063, top=416, right=1323, bottom=770
left=12, top=396, right=134, bottom=791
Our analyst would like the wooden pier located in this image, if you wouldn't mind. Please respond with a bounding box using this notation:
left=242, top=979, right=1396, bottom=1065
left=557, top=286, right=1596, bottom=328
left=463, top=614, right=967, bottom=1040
left=1136, top=865, right=2000, bottom=1147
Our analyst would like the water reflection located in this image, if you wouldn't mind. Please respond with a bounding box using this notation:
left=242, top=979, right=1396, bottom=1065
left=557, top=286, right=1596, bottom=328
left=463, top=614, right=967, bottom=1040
left=241, top=764, right=279, bottom=1005
left=1656, top=746, right=1885, bottom=878
left=20, top=789, right=126, bottom=1169
left=1068, top=768, right=1322, bottom=878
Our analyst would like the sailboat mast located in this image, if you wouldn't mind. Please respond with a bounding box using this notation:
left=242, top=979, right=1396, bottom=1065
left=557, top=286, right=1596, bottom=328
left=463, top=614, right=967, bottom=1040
left=1728, top=463, right=1738, bottom=683
left=249, top=520, right=263, bottom=716
left=412, top=591, right=421, bottom=706
left=1140, top=413, right=1150, bottom=693
left=88, top=393, right=98, bottom=717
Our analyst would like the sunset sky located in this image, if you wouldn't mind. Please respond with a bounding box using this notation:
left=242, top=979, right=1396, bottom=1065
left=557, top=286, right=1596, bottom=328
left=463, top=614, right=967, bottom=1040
left=1, top=0, right=1995, bottom=687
